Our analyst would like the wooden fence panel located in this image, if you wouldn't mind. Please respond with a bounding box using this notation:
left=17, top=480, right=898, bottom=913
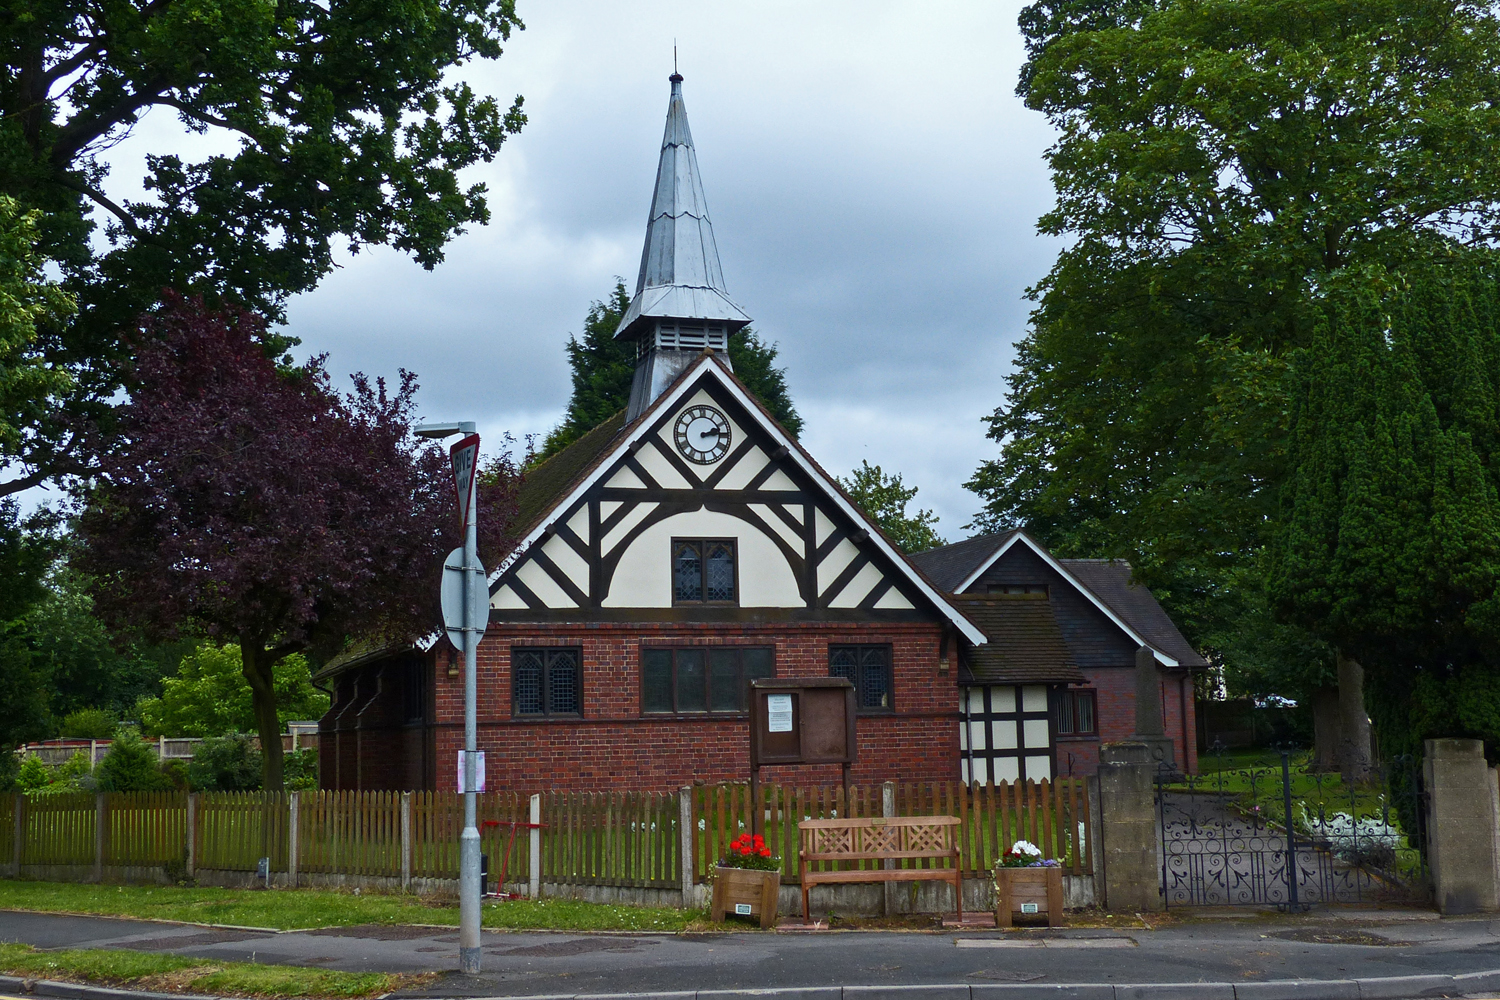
left=540, top=790, right=676, bottom=887
left=105, top=792, right=187, bottom=867
left=0, top=796, right=13, bottom=864
left=196, top=792, right=287, bottom=872
left=22, top=792, right=93, bottom=866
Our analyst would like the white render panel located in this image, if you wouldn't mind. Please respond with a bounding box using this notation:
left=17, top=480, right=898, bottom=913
left=992, top=719, right=1019, bottom=750
left=1023, top=719, right=1050, bottom=749
left=492, top=584, right=527, bottom=609
left=758, top=468, right=798, bottom=491
left=814, top=508, right=835, bottom=546
left=1022, top=685, right=1049, bottom=713
left=606, top=466, right=647, bottom=490
left=991, top=686, right=1017, bottom=713
left=960, top=755, right=990, bottom=785
left=602, top=501, right=659, bottom=555
left=515, top=559, right=578, bottom=608
left=995, top=757, right=1021, bottom=783
left=749, top=502, right=802, bottom=551
left=602, top=508, right=802, bottom=608
left=827, top=560, right=886, bottom=608
left=600, top=500, right=623, bottom=523
left=873, top=587, right=915, bottom=610
left=1026, top=756, right=1053, bottom=779
left=817, top=537, right=859, bottom=588
left=965, top=688, right=986, bottom=714
left=542, top=534, right=588, bottom=590
left=714, top=446, right=770, bottom=490
left=634, top=441, right=694, bottom=489
left=566, top=507, right=590, bottom=542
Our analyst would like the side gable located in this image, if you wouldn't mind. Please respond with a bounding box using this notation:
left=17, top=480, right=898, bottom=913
left=488, top=355, right=985, bottom=642
left=951, top=531, right=1184, bottom=668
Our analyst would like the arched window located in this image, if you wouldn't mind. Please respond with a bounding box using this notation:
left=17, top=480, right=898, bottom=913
left=672, top=538, right=737, bottom=604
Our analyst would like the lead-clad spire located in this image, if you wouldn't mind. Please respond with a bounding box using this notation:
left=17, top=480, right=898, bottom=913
left=620, top=73, right=751, bottom=419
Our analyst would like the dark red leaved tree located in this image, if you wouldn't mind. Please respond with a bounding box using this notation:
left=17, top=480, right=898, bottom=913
left=78, top=296, right=520, bottom=788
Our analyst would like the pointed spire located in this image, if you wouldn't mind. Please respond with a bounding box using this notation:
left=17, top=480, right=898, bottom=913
left=615, top=73, right=751, bottom=343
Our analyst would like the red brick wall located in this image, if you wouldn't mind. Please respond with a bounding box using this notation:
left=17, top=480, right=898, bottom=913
left=1074, top=665, right=1198, bottom=776
left=431, top=620, right=957, bottom=792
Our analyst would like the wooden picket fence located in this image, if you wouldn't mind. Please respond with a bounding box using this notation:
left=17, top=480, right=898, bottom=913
left=692, top=779, right=1092, bottom=884
left=104, top=792, right=187, bottom=867
left=4, top=779, right=1091, bottom=890
left=539, top=790, right=679, bottom=888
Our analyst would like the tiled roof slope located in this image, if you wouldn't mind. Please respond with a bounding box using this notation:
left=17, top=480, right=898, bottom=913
left=907, top=531, right=1017, bottom=592
left=514, top=410, right=630, bottom=538
left=951, top=596, right=1084, bottom=685
left=1059, top=559, right=1209, bottom=669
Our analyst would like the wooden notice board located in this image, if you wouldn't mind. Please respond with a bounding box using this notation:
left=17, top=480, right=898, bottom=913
left=748, top=678, right=857, bottom=767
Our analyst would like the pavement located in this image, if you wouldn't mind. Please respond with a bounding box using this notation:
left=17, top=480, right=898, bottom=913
left=3, top=907, right=1500, bottom=1000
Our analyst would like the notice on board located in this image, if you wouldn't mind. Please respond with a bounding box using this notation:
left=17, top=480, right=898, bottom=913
left=766, top=694, right=793, bottom=733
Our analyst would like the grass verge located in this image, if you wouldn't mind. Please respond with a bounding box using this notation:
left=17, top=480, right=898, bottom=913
left=0, top=879, right=698, bottom=932
left=0, top=941, right=403, bottom=997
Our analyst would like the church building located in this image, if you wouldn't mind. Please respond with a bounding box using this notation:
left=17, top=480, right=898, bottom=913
left=316, top=74, right=1206, bottom=792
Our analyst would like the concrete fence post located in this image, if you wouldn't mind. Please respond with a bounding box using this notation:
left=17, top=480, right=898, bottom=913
left=882, top=781, right=897, bottom=916
left=678, top=786, right=694, bottom=907
left=529, top=793, right=541, bottom=899
left=185, top=793, right=197, bottom=878
left=12, top=793, right=23, bottom=878
left=93, top=792, right=106, bottom=882
left=1096, top=742, right=1161, bottom=912
left=1425, top=738, right=1500, bottom=914
left=287, top=791, right=299, bottom=888
left=400, top=792, right=412, bottom=891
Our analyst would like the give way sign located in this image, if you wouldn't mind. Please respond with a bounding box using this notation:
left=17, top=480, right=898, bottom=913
left=449, top=433, right=480, bottom=530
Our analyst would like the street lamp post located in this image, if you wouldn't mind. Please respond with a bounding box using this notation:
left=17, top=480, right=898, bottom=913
left=415, top=420, right=483, bottom=975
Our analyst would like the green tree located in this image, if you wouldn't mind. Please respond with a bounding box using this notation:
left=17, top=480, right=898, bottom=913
left=187, top=734, right=263, bottom=791
left=58, top=708, right=116, bottom=740
left=838, top=461, right=946, bottom=555
left=137, top=644, right=328, bottom=739
left=0, top=0, right=526, bottom=494
left=94, top=730, right=172, bottom=792
left=1267, top=260, right=1500, bottom=761
left=0, top=197, right=75, bottom=496
left=972, top=0, right=1500, bottom=702
left=536, top=282, right=803, bottom=461
left=0, top=500, right=58, bottom=751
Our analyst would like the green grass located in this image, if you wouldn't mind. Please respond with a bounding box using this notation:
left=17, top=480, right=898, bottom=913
left=0, top=879, right=700, bottom=932
left=0, top=941, right=399, bottom=997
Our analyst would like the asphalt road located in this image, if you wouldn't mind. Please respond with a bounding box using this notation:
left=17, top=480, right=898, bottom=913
left=2, top=908, right=1499, bottom=997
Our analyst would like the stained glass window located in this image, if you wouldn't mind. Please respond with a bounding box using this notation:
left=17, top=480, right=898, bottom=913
left=672, top=538, right=736, bottom=604
left=641, top=646, right=773, bottom=714
left=512, top=647, right=581, bottom=717
left=828, top=644, right=893, bottom=711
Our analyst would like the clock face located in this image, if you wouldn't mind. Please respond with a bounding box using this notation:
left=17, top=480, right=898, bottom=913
left=674, top=405, right=732, bottom=464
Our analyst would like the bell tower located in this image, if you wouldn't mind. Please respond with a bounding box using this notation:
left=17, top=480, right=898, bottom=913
left=617, top=73, right=751, bottom=421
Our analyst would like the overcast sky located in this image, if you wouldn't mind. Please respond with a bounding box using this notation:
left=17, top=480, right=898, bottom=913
left=94, top=1, right=1062, bottom=540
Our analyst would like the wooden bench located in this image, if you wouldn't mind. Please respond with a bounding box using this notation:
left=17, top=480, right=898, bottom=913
left=798, top=816, right=963, bottom=921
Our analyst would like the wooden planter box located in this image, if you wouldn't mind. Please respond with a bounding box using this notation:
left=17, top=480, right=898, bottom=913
left=995, top=865, right=1064, bottom=927
left=710, top=866, right=781, bottom=929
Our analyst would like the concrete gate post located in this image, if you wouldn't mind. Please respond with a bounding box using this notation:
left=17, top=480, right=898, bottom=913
left=1097, top=741, right=1162, bottom=913
left=1424, top=738, right=1500, bottom=914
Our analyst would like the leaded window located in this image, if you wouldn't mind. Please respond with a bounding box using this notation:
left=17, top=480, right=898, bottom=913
left=512, top=647, right=582, bottom=717
left=1054, top=688, right=1097, bottom=736
left=672, top=539, right=737, bottom=604
left=642, top=646, right=773, bottom=714
left=829, top=644, right=893, bottom=711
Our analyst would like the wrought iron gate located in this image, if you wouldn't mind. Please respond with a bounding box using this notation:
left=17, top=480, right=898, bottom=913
left=1156, top=747, right=1430, bottom=908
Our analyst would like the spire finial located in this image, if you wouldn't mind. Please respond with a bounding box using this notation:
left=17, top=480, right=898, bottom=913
left=671, top=42, right=681, bottom=84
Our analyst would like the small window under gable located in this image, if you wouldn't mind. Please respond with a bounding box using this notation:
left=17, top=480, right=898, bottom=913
left=673, top=538, right=737, bottom=604
left=987, top=583, right=1048, bottom=598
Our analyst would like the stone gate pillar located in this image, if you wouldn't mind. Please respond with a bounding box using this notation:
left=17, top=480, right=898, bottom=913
left=1097, top=741, right=1162, bottom=912
left=1425, top=738, right=1500, bottom=914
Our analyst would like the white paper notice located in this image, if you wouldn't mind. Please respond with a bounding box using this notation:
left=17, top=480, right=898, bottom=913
left=457, top=750, right=486, bottom=793
left=767, top=694, right=793, bottom=733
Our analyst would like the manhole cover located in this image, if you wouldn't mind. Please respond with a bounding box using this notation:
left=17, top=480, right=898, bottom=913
left=306, top=925, right=447, bottom=941
left=1271, top=929, right=1405, bottom=946
left=125, top=930, right=271, bottom=951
